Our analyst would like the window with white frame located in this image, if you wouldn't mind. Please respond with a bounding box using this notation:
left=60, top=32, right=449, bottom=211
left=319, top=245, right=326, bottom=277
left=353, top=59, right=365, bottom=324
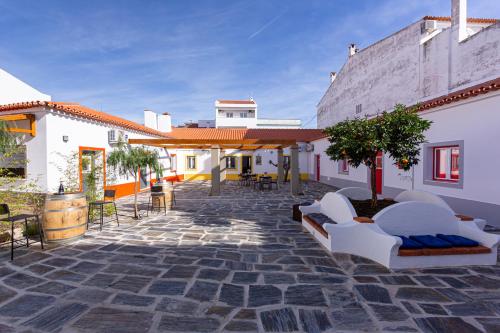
left=226, top=112, right=233, bottom=118
left=225, top=156, right=237, bottom=169
left=240, top=112, right=247, bottom=118
left=186, top=156, right=196, bottom=170
left=433, top=146, right=460, bottom=182
left=159, top=156, right=172, bottom=171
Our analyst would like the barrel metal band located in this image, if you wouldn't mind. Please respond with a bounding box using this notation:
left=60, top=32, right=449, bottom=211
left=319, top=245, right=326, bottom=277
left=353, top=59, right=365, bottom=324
left=45, top=205, right=88, bottom=213
left=44, top=222, right=87, bottom=231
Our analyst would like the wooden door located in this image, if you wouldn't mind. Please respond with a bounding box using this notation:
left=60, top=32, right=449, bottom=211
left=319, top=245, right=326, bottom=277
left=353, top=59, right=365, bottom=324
left=315, top=154, right=320, bottom=181
left=375, top=151, right=383, bottom=194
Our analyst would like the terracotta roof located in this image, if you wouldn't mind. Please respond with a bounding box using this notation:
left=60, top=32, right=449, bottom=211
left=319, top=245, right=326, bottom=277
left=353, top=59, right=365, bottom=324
left=423, top=16, right=498, bottom=24
left=167, top=128, right=326, bottom=142
left=217, top=100, right=256, bottom=105
left=416, top=77, right=500, bottom=112
left=0, top=101, right=167, bottom=137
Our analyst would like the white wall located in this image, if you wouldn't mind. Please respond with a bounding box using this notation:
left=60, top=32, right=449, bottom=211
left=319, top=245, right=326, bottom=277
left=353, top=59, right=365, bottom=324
left=413, top=92, right=500, bottom=204
left=173, top=145, right=311, bottom=178
left=0, top=68, right=51, bottom=105
left=317, top=19, right=499, bottom=128
left=43, top=111, right=172, bottom=193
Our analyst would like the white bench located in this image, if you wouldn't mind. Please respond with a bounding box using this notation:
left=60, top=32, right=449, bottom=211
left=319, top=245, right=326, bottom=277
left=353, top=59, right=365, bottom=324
left=327, top=201, right=499, bottom=269
left=336, top=187, right=372, bottom=200
left=299, top=192, right=357, bottom=250
left=395, top=190, right=487, bottom=230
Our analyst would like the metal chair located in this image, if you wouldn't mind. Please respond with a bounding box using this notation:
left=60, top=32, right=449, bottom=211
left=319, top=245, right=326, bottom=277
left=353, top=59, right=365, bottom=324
left=147, top=186, right=167, bottom=216
left=0, top=204, right=44, bottom=260
left=88, top=190, right=119, bottom=231
left=260, top=176, right=272, bottom=191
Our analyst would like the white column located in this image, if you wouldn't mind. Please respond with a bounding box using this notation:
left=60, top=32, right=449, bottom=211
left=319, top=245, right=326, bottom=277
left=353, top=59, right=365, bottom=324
left=210, top=146, right=221, bottom=196
left=277, top=148, right=284, bottom=183
left=290, top=144, right=300, bottom=195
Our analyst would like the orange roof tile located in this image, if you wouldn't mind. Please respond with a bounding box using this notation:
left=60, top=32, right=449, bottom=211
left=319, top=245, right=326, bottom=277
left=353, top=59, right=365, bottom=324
left=423, top=16, right=498, bottom=24
left=168, top=128, right=326, bottom=142
left=217, top=100, right=256, bottom=105
left=0, top=101, right=167, bottom=137
left=416, top=77, right=500, bottom=112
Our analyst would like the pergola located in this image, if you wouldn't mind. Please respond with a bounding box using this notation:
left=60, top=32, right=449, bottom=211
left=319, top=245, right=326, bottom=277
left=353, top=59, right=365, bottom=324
left=128, top=137, right=302, bottom=196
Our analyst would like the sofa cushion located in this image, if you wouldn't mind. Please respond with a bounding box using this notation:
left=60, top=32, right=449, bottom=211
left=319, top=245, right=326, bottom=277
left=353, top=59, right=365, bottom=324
left=436, top=234, right=479, bottom=247
left=307, top=213, right=336, bottom=226
left=397, top=236, right=424, bottom=249
left=409, top=235, right=453, bottom=248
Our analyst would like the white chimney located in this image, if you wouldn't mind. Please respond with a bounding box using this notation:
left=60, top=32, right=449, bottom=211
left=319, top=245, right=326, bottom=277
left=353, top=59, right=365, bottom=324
left=451, top=0, right=467, bottom=42
left=348, top=43, right=358, bottom=57
left=330, top=72, right=337, bottom=83
left=158, top=112, right=172, bottom=133
left=144, top=110, right=158, bottom=130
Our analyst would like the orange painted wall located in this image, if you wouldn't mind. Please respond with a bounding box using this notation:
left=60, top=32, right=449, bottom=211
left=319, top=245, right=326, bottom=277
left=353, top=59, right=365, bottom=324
left=106, top=174, right=184, bottom=199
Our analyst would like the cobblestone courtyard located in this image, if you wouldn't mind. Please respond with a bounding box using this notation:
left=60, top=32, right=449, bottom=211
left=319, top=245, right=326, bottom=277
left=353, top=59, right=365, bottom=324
left=0, top=181, right=499, bottom=332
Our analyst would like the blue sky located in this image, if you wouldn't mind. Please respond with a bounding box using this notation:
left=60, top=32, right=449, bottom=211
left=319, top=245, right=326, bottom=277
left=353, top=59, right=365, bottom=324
left=0, top=0, right=498, bottom=127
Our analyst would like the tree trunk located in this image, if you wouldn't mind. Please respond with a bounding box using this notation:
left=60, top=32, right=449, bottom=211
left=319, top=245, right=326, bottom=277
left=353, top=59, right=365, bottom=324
left=133, top=170, right=139, bottom=219
left=370, top=164, right=378, bottom=208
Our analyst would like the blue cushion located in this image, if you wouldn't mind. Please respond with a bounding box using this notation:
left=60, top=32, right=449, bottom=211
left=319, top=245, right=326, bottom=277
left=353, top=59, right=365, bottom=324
left=307, top=213, right=337, bottom=226
left=436, top=234, right=479, bottom=247
left=396, top=236, right=424, bottom=249
left=409, top=235, right=453, bottom=248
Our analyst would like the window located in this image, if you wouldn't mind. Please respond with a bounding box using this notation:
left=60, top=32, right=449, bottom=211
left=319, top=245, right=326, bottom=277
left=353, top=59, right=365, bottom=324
left=339, top=158, right=349, bottom=174
left=0, top=145, right=27, bottom=178
left=355, top=104, right=362, bottom=114
left=433, top=146, right=460, bottom=182
left=159, top=156, right=172, bottom=170
left=255, top=155, right=262, bottom=165
left=423, top=141, right=463, bottom=189
left=225, top=156, right=237, bottom=169
left=226, top=112, right=233, bottom=118
left=240, top=112, right=247, bottom=118
left=186, top=156, right=196, bottom=170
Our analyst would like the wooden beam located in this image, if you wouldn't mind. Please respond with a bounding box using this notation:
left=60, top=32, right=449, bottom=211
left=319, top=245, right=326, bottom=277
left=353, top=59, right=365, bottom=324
left=0, top=114, right=30, bottom=121
left=1, top=114, right=36, bottom=137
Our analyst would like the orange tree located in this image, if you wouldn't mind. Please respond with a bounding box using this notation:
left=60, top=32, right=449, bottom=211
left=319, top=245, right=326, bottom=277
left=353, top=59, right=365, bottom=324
left=324, top=104, right=431, bottom=207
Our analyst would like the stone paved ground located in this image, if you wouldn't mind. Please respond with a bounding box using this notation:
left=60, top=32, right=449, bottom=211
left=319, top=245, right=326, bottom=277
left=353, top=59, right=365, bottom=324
left=0, top=180, right=499, bottom=333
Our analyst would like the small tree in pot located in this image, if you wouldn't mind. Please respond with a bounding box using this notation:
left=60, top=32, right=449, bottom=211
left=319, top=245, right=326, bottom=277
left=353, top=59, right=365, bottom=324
left=325, top=104, right=431, bottom=208
left=107, top=143, right=162, bottom=219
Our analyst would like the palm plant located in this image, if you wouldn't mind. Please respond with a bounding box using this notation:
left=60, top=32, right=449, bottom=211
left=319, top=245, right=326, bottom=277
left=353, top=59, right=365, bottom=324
left=107, top=143, right=162, bottom=219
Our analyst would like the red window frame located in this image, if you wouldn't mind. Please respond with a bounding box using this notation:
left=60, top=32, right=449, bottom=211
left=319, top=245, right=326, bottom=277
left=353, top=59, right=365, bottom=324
left=433, top=146, right=460, bottom=182
left=341, top=158, right=349, bottom=173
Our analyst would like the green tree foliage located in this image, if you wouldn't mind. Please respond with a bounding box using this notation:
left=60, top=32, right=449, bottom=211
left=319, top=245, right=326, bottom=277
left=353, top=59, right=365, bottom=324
left=107, top=143, right=162, bottom=219
left=0, top=120, right=16, bottom=154
left=325, top=104, right=432, bottom=207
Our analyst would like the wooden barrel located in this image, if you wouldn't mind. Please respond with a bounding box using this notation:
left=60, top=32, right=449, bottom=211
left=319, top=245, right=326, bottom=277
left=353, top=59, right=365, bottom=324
left=43, top=192, right=88, bottom=243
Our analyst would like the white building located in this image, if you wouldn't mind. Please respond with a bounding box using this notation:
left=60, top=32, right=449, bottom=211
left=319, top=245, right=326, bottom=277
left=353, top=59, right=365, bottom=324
left=0, top=69, right=51, bottom=105
left=0, top=71, right=321, bottom=199
left=215, top=99, right=301, bottom=128
left=311, top=0, right=500, bottom=226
